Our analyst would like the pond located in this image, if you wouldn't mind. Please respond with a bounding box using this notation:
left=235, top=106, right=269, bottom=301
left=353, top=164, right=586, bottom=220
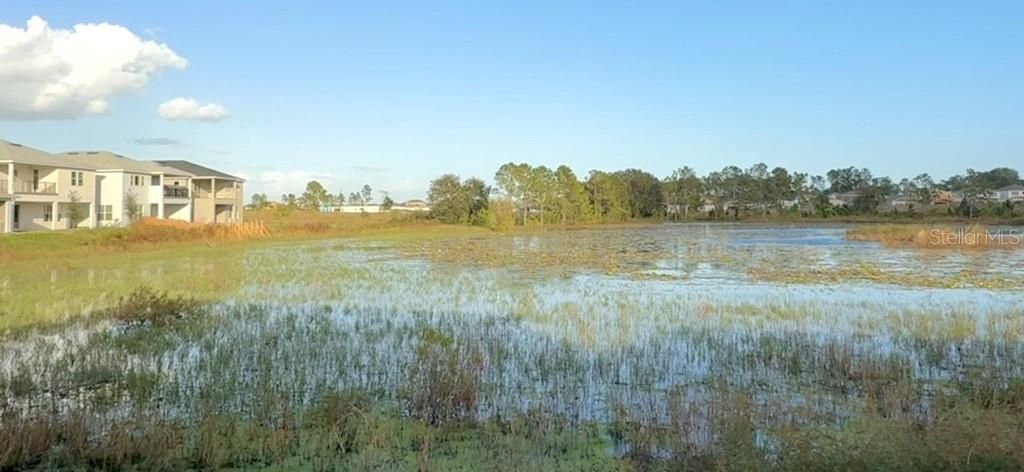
left=2, top=224, right=1024, bottom=465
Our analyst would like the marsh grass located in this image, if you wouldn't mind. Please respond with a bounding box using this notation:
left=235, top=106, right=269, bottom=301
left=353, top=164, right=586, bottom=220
left=3, top=227, right=1024, bottom=469
left=848, top=224, right=1023, bottom=250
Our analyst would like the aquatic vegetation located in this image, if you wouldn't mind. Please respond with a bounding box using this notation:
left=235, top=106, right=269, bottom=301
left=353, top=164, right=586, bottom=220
left=105, top=286, right=202, bottom=327
left=2, top=225, right=1024, bottom=468
left=847, top=224, right=1023, bottom=249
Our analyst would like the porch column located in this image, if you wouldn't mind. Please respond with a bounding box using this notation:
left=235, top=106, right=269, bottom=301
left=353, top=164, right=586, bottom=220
left=88, top=202, right=96, bottom=228
left=51, top=201, right=58, bottom=230
left=211, top=177, right=218, bottom=222
left=6, top=163, right=13, bottom=194
left=187, top=177, right=194, bottom=222
left=2, top=201, right=11, bottom=234
left=158, top=175, right=166, bottom=219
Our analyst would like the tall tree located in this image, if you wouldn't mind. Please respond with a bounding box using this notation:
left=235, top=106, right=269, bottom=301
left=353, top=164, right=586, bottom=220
left=494, top=162, right=534, bottom=226
left=463, top=177, right=491, bottom=224
left=615, top=168, right=663, bottom=218
left=428, top=174, right=466, bottom=224
left=300, top=180, right=330, bottom=210
left=554, top=165, right=591, bottom=224
left=529, top=166, right=557, bottom=226
left=585, top=170, right=629, bottom=222
left=427, top=174, right=491, bottom=224
left=250, top=193, right=270, bottom=209
left=826, top=167, right=873, bottom=193
left=663, top=167, right=703, bottom=220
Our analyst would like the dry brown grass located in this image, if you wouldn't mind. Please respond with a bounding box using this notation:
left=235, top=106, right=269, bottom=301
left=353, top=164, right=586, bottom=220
left=847, top=224, right=1022, bottom=250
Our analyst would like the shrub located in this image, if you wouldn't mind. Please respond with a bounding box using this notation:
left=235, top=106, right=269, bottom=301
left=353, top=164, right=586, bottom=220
left=401, top=328, right=483, bottom=426
left=107, top=287, right=202, bottom=327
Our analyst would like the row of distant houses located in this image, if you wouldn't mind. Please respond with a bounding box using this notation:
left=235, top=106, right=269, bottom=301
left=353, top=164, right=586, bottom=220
left=671, top=186, right=1024, bottom=216
left=829, top=187, right=1024, bottom=208
left=0, top=139, right=244, bottom=234
left=318, top=200, right=431, bottom=214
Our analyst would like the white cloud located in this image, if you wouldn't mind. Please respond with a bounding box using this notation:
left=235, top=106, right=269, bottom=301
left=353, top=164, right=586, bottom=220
left=0, top=16, right=187, bottom=120
left=158, top=97, right=229, bottom=122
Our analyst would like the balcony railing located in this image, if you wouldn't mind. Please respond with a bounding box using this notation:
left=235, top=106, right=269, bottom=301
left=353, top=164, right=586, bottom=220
left=195, top=188, right=237, bottom=199
left=12, top=180, right=56, bottom=194
left=163, top=186, right=190, bottom=198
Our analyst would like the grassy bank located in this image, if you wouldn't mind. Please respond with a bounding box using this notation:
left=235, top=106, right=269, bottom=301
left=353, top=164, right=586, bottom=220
left=5, top=209, right=1022, bottom=264
left=0, top=211, right=461, bottom=264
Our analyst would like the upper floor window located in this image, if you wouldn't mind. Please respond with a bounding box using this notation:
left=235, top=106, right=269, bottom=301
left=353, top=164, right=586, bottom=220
left=70, top=171, right=85, bottom=186
left=130, top=175, right=145, bottom=186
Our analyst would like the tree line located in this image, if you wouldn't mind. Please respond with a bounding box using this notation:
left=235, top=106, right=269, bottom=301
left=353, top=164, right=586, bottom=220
left=427, top=163, right=1023, bottom=227
left=251, top=182, right=394, bottom=211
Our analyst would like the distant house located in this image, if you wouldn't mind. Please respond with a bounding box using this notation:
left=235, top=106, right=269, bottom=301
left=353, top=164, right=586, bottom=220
left=930, top=190, right=963, bottom=206
left=886, top=194, right=917, bottom=209
left=1, top=140, right=97, bottom=233
left=62, top=151, right=193, bottom=226
left=153, top=160, right=245, bottom=223
left=827, top=191, right=863, bottom=207
left=993, top=185, right=1024, bottom=203
left=320, top=200, right=431, bottom=214
left=401, top=199, right=429, bottom=209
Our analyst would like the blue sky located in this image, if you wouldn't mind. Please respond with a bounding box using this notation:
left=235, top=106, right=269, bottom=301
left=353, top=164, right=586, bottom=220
left=1, top=1, right=1021, bottom=200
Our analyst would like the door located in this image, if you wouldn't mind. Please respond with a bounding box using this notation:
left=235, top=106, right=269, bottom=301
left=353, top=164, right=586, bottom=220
left=13, top=204, right=19, bottom=229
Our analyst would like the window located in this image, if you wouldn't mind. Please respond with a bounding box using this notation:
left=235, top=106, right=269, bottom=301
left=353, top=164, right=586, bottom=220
left=136, top=205, right=145, bottom=217
left=99, top=205, right=113, bottom=222
left=129, top=175, right=146, bottom=186
left=43, top=205, right=52, bottom=222
left=151, top=175, right=160, bottom=186
left=70, top=171, right=84, bottom=186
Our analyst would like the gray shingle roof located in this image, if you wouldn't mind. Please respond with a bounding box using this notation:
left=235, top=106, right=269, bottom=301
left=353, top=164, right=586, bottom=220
left=0, top=140, right=95, bottom=170
left=153, top=160, right=244, bottom=181
left=61, top=151, right=192, bottom=175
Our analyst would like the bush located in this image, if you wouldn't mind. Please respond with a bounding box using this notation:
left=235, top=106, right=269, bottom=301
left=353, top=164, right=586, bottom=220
left=401, top=328, right=483, bottom=426
left=107, top=287, right=201, bottom=327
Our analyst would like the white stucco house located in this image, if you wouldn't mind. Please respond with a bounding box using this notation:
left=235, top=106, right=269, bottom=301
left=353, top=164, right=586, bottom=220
left=1, top=137, right=245, bottom=234
left=992, top=185, right=1024, bottom=203
left=61, top=151, right=195, bottom=226
left=1, top=140, right=98, bottom=234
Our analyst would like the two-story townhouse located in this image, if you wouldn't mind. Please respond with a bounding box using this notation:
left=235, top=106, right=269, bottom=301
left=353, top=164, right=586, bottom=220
left=1, top=140, right=97, bottom=234
left=61, top=151, right=195, bottom=226
left=153, top=161, right=245, bottom=223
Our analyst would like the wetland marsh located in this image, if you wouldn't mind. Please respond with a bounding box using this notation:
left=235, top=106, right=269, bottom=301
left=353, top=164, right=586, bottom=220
left=3, top=224, right=1024, bottom=470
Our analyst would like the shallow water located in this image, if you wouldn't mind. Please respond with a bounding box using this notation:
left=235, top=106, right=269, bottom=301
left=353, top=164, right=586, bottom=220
left=3, top=225, right=1024, bottom=433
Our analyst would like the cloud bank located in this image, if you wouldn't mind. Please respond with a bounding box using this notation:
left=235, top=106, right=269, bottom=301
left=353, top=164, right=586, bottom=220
left=0, top=16, right=187, bottom=120
left=133, top=137, right=183, bottom=146
left=158, top=97, right=229, bottom=122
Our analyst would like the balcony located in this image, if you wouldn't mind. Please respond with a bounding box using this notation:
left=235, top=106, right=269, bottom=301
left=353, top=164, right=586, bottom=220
left=12, top=180, right=57, bottom=194
left=0, top=180, right=7, bottom=195
left=195, top=188, right=237, bottom=199
left=163, top=186, right=190, bottom=198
